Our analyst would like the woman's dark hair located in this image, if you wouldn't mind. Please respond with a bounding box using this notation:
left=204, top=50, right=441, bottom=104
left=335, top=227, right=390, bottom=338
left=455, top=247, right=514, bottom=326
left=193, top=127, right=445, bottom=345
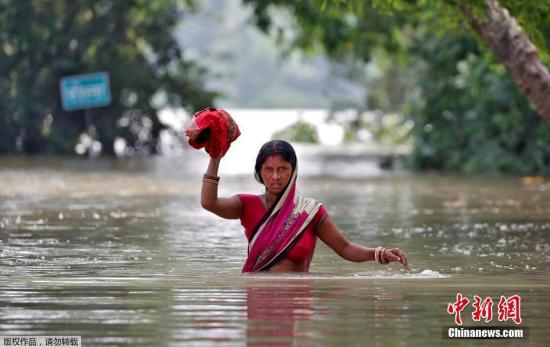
left=254, top=140, right=297, bottom=184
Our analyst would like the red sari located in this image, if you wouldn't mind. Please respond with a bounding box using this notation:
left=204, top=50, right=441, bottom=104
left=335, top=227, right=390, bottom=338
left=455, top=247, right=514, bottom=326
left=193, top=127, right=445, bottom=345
left=239, top=169, right=327, bottom=272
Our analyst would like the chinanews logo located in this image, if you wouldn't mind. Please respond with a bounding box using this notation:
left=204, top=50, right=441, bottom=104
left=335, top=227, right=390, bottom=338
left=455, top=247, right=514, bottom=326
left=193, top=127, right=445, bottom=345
left=443, top=293, right=528, bottom=339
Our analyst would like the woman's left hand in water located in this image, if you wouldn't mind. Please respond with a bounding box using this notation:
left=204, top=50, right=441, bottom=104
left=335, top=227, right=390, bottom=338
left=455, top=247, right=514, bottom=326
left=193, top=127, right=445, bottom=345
left=383, top=248, right=410, bottom=271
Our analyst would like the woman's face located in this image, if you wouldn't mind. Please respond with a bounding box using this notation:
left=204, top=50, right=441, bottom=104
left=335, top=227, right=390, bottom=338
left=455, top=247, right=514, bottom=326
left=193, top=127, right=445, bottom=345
left=260, top=154, right=293, bottom=195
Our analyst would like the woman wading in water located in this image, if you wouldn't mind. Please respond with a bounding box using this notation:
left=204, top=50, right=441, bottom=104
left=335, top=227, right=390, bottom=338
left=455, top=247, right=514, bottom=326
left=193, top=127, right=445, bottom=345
left=200, top=139, right=410, bottom=273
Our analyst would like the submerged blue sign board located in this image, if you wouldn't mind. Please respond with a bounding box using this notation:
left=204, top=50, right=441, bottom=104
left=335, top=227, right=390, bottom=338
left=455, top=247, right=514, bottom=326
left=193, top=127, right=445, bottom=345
left=60, top=72, right=111, bottom=111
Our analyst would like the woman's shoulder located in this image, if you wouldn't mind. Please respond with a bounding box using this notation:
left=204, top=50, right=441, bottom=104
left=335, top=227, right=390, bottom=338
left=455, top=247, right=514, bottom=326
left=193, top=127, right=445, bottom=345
left=299, top=196, right=327, bottom=213
left=237, top=193, right=264, bottom=206
left=237, top=193, right=261, bottom=199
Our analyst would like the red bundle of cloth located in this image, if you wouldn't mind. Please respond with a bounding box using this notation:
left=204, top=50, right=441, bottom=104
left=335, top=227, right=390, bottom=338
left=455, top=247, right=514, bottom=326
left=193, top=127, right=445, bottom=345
left=185, top=107, right=241, bottom=158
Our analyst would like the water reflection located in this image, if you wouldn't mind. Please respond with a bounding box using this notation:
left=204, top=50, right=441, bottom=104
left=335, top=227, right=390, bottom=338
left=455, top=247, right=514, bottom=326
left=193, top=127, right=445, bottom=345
left=246, top=278, right=314, bottom=347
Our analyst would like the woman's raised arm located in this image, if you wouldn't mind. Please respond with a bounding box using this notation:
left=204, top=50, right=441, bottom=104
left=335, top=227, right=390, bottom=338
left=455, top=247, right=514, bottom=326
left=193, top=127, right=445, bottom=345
left=200, top=157, right=242, bottom=219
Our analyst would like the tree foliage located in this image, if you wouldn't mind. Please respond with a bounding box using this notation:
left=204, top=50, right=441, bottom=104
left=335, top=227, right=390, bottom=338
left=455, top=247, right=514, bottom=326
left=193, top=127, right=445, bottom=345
left=272, top=120, right=319, bottom=143
left=244, top=0, right=550, bottom=65
left=0, top=0, right=215, bottom=155
left=243, top=0, right=550, bottom=174
left=409, top=32, right=550, bottom=175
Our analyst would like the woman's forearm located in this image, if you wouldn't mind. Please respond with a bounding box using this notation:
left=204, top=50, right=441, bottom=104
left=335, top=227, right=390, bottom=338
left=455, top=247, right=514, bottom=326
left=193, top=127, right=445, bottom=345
left=201, top=157, right=221, bottom=209
left=205, top=157, right=221, bottom=176
left=341, top=242, right=376, bottom=262
left=343, top=244, right=409, bottom=269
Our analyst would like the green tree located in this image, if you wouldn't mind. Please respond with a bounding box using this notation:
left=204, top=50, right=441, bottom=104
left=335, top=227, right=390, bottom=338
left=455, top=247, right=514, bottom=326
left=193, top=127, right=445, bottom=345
left=0, top=0, right=215, bottom=155
left=244, top=0, right=550, bottom=119
left=272, top=120, right=319, bottom=143
left=243, top=0, right=550, bottom=174
left=409, top=32, right=550, bottom=174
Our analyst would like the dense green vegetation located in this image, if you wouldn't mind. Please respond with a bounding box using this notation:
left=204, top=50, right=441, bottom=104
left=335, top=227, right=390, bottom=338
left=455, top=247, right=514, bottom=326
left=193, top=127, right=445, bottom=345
left=244, top=0, right=550, bottom=174
left=2, top=0, right=550, bottom=175
left=272, top=120, right=319, bottom=143
left=0, top=0, right=215, bottom=155
left=409, top=32, right=550, bottom=174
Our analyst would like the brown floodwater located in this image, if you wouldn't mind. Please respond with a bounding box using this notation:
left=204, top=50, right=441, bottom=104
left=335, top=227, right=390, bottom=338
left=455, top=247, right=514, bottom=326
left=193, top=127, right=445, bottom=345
left=1, top=154, right=549, bottom=346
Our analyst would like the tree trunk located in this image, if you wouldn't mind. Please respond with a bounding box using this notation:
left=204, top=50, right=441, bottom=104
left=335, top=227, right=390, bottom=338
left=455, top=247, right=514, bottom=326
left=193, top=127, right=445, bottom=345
left=460, top=0, right=550, bottom=121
